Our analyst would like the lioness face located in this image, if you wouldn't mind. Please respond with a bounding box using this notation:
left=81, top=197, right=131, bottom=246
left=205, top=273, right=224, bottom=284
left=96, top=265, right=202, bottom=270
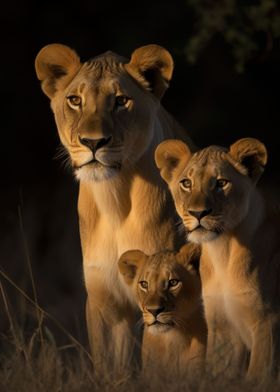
left=118, top=245, right=201, bottom=335
left=155, top=138, right=267, bottom=243
left=35, top=44, right=174, bottom=182
left=51, top=61, right=159, bottom=182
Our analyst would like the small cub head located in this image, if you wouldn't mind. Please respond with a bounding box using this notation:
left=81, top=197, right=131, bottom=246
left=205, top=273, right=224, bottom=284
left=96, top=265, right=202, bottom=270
left=118, top=244, right=201, bottom=335
left=155, top=138, right=267, bottom=243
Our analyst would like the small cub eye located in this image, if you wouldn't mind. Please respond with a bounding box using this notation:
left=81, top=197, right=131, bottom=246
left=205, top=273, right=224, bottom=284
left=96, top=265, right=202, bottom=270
left=169, top=279, right=179, bottom=287
left=180, top=179, right=192, bottom=191
left=115, top=95, right=129, bottom=106
left=139, top=281, right=148, bottom=289
left=216, top=179, right=229, bottom=188
left=67, top=95, right=82, bottom=108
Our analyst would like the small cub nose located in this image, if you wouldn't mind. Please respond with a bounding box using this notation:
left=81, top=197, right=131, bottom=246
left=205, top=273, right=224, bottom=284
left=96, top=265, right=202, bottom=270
left=147, top=306, right=165, bottom=318
left=188, top=209, right=212, bottom=220
left=79, top=135, right=112, bottom=152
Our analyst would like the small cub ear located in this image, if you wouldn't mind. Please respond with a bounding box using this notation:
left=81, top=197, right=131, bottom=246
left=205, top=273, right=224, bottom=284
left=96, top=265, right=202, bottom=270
left=155, top=139, right=192, bottom=183
left=125, top=44, right=174, bottom=99
left=35, top=43, right=81, bottom=98
left=229, top=138, right=267, bottom=184
left=118, top=250, right=146, bottom=285
left=178, top=243, right=201, bottom=274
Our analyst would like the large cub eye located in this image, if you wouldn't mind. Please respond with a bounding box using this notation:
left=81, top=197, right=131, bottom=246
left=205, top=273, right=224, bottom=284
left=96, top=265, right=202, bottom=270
left=169, top=279, right=180, bottom=288
left=216, top=179, right=229, bottom=189
left=67, top=95, right=82, bottom=109
left=180, top=178, right=192, bottom=191
left=139, top=280, right=148, bottom=290
left=115, top=95, right=129, bottom=107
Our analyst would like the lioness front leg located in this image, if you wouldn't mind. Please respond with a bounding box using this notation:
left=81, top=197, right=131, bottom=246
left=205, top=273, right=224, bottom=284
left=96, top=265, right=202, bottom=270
left=247, top=318, right=274, bottom=380
left=86, top=293, right=140, bottom=377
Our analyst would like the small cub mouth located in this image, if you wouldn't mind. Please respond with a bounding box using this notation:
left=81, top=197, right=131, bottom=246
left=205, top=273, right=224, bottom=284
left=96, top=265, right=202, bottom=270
left=190, top=225, right=221, bottom=234
left=194, top=225, right=224, bottom=235
left=189, top=225, right=206, bottom=233
left=148, top=320, right=174, bottom=327
left=147, top=321, right=174, bottom=334
left=78, top=158, right=97, bottom=169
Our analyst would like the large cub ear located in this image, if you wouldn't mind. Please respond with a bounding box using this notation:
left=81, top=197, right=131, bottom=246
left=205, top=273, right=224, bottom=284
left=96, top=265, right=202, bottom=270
left=229, top=138, right=267, bottom=184
left=125, top=44, right=174, bottom=100
left=178, top=243, right=201, bottom=275
left=118, top=250, right=146, bottom=285
left=155, top=139, right=192, bottom=183
left=35, top=44, right=81, bottom=98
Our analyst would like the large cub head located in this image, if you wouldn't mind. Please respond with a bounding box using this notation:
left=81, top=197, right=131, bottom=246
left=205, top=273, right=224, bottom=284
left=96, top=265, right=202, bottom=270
left=35, top=44, right=174, bottom=182
left=118, top=244, right=201, bottom=335
left=155, top=138, right=267, bottom=243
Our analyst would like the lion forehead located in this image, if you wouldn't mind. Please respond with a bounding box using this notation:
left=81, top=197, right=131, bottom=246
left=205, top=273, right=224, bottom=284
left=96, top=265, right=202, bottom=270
left=67, top=54, right=127, bottom=92
left=183, top=146, right=231, bottom=179
left=82, top=52, right=127, bottom=78
left=139, top=251, right=179, bottom=282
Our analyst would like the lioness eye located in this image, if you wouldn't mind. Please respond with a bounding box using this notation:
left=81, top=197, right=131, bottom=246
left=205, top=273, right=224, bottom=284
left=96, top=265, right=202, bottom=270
left=115, top=95, right=129, bottom=106
left=180, top=179, right=192, bottom=191
left=139, top=280, right=148, bottom=289
left=169, top=279, right=179, bottom=287
left=216, top=179, right=229, bottom=188
left=67, top=95, right=82, bottom=108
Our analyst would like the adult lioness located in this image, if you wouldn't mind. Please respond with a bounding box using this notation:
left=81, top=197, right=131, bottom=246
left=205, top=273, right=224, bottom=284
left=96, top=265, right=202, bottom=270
left=155, top=138, right=280, bottom=380
left=35, top=43, right=193, bottom=374
left=118, top=244, right=207, bottom=376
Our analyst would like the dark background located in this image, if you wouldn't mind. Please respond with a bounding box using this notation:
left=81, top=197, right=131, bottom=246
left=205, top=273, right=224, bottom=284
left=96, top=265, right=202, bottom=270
left=1, top=0, right=279, bottom=347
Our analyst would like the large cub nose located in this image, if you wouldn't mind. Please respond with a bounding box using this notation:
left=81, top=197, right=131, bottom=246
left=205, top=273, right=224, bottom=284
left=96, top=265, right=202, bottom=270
left=147, top=306, right=165, bottom=318
left=188, top=209, right=212, bottom=220
left=79, top=135, right=112, bottom=152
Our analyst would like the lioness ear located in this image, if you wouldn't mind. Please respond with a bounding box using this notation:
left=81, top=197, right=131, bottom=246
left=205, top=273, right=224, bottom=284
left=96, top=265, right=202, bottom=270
left=35, top=43, right=81, bottom=98
left=155, top=139, right=192, bottom=183
left=229, top=138, right=267, bottom=184
left=125, top=44, right=174, bottom=99
left=118, top=250, right=146, bottom=285
left=178, top=243, right=201, bottom=274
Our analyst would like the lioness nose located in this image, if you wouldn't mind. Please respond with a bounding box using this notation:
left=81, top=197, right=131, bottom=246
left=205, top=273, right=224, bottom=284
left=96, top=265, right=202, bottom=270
left=79, top=135, right=112, bottom=152
left=188, top=209, right=212, bottom=220
left=147, top=306, right=165, bottom=317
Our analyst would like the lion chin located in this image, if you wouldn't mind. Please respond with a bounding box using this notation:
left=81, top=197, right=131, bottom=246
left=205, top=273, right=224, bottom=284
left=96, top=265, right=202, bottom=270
left=147, top=322, right=174, bottom=335
left=188, top=227, right=220, bottom=244
left=75, top=162, right=121, bottom=182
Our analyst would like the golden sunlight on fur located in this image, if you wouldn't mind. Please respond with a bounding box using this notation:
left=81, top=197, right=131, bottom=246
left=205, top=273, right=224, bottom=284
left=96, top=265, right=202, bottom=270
left=35, top=43, right=194, bottom=374
left=118, top=243, right=207, bottom=376
left=155, top=137, right=280, bottom=380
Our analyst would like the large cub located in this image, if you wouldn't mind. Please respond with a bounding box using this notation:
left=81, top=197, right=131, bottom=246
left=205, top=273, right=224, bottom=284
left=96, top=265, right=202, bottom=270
left=155, top=137, right=280, bottom=379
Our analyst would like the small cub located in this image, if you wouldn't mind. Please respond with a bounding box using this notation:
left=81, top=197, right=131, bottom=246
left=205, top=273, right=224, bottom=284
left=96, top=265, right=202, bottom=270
left=118, top=244, right=207, bottom=375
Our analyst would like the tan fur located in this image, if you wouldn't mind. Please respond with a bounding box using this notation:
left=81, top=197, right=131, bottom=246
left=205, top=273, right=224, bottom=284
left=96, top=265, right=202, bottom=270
left=118, top=244, right=207, bottom=376
left=35, top=43, right=194, bottom=374
left=155, top=138, right=280, bottom=380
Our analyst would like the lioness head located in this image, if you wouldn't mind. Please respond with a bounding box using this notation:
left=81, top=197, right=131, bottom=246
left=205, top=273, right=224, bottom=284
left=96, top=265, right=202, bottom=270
left=118, top=244, right=201, bottom=335
left=155, top=138, right=267, bottom=243
left=35, top=44, right=174, bottom=182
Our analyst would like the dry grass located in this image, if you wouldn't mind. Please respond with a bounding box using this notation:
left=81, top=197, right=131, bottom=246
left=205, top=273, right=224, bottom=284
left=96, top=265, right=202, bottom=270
left=1, top=332, right=279, bottom=392
left=1, top=269, right=280, bottom=392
